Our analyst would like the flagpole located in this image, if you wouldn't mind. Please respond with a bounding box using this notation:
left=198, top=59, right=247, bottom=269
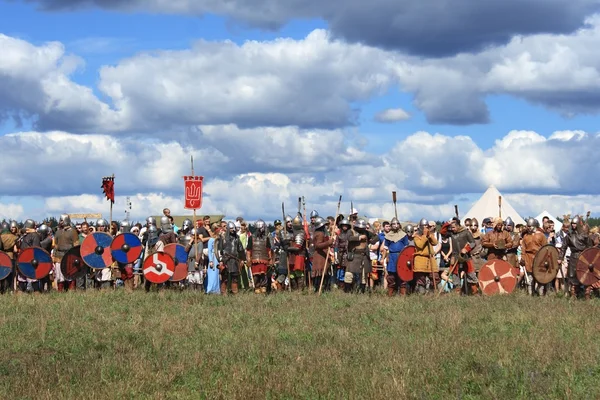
left=191, top=156, right=199, bottom=276
left=109, top=173, right=114, bottom=233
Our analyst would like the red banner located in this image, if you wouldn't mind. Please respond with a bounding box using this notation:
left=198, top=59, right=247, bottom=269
left=101, top=176, right=115, bottom=204
left=183, top=175, right=203, bottom=210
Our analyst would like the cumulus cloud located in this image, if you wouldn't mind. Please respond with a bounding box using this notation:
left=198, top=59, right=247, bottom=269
left=0, top=202, right=25, bottom=221
left=0, top=34, right=123, bottom=132
left=2, top=127, right=600, bottom=222
left=374, top=108, right=411, bottom=123
left=5, top=18, right=600, bottom=129
left=19, top=0, right=600, bottom=57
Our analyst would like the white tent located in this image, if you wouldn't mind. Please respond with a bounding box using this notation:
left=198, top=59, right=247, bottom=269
left=462, top=185, right=526, bottom=226
left=535, top=210, right=563, bottom=231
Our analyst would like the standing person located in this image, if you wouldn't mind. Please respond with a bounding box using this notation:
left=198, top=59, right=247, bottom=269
left=53, top=215, right=80, bottom=292
left=18, top=219, right=43, bottom=293
left=205, top=227, right=221, bottom=294
left=449, top=218, right=478, bottom=295
left=481, top=218, right=513, bottom=261
left=246, top=220, right=272, bottom=294
left=383, top=217, right=410, bottom=296
left=520, top=218, right=548, bottom=295
left=437, top=223, right=453, bottom=272
left=559, top=216, right=592, bottom=299
left=334, top=219, right=351, bottom=290
left=310, top=217, right=334, bottom=292
left=219, top=222, right=245, bottom=295
left=94, top=219, right=113, bottom=290
left=38, top=223, right=53, bottom=292
left=413, top=219, right=439, bottom=294
left=0, top=221, right=18, bottom=294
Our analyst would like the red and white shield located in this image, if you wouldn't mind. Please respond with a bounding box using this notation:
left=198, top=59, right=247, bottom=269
left=143, top=252, right=176, bottom=284
left=478, top=259, right=518, bottom=295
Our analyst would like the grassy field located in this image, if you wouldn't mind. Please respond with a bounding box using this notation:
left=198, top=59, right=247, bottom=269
left=0, top=289, right=599, bottom=399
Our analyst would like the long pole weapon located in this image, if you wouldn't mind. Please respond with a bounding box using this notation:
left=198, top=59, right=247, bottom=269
left=282, top=202, right=291, bottom=292
left=318, top=195, right=341, bottom=295
left=498, top=196, right=502, bottom=219
left=392, top=191, right=398, bottom=219
left=302, top=196, right=311, bottom=288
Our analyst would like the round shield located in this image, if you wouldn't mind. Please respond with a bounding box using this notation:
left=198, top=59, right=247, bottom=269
left=60, top=246, right=86, bottom=280
left=17, top=247, right=53, bottom=279
left=143, top=252, right=176, bottom=284
left=164, top=243, right=189, bottom=282
left=110, top=233, right=143, bottom=264
left=576, top=247, right=600, bottom=286
left=81, top=232, right=114, bottom=270
left=0, top=251, right=13, bottom=281
left=532, top=244, right=559, bottom=285
left=396, top=245, right=415, bottom=282
left=478, top=259, right=518, bottom=295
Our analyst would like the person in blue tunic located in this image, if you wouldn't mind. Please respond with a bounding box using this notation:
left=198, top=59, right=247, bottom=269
left=205, top=227, right=221, bottom=294
left=383, top=217, right=410, bottom=296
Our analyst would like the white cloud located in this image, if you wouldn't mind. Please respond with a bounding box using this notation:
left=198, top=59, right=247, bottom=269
left=374, top=108, right=411, bottom=123
left=0, top=203, right=25, bottom=221
left=1, top=127, right=600, bottom=224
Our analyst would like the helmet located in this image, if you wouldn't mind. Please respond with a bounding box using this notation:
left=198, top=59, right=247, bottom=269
left=273, top=219, right=282, bottom=226
left=292, top=213, right=303, bottom=227
left=571, top=216, right=580, bottom=225
left=419, top=218, right=428, bottom=228
left=310, top=210, right=319, bottom=218
left=181, top=219, right=193, bottom=231
left=160, top=216, right=172, bottom=232
left=59, top=214, right=71, bottom=227
left=37, top=224, right=49, bottom=237
left=227, top=222, right=236, bottom=232
left=146, top=216, right=156, bottom=226
left=9, top=220, right=18, bottom=229
left=526, top=218, right=539, bottom=229
left=405, top=224, right=415, bottom=234
left=96, top=219, right=108, bottom=227
left=338, top=218, right=351, bottom=228
left=354, top=219, right=367, bottom=230
left=147, top=225, right=159, bottom=246
left=24, top=219, right=35, bottom=230
left=390, top=217, right=400, bottom=230
left=120, top=220, right=131, bottom=233
left=284, top=215, right=293, bottom=223
left=313, top=216, right=327, bottom=230
left=255, top=219, right=266, bottom=231
left=505, top=217, right=514, bottom=228
left=1, top=221, right=8, bottom=232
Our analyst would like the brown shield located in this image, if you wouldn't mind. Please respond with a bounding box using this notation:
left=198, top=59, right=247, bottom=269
left=478, top=259, right=518, bottom=295
left=532, top=244, right=559, bottom=284
left=576, top=247, right=600, bottom=286
left=60, top=246, right=87, bottom=280
left=396, top=246, right=415, bottom=282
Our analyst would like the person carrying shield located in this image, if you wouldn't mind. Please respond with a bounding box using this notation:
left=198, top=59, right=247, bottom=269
left=52, top=215, right=80, bottom=292
left=520, top=218, right=548, bottom=295
left=383, top=217, right=410, bottom=296
left=558, top=216, right=593, bottom=299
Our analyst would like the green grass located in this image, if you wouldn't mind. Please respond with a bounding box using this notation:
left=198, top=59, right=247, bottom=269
left=0, top=290, right=598, bottom=399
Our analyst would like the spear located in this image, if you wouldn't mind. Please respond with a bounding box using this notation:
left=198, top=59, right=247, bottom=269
left=499, top=196, right=502, bottom=219
left=392, top=191, right=398, bottom=219
left=302, top=196, right=311, bottom=288
left=318, top=195, right=342, bottom=295
left=282, top=202, right=291, bottom=292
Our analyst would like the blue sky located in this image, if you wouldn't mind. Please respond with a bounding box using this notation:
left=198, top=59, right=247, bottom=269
left=1, top=0, right=600, bottom=221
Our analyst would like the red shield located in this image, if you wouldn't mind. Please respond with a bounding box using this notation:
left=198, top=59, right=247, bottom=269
left=576, top=247, right=600, bottom=286
left=478, top=259, right=518, bottom=295
left=396, top=246, right=415, bottom=282
left=17, top=247, right=53, bottom=279
left=0, top=251, right=13, bottom=281
left=81, top=232, right=114, bottom=270
left=184, top=176, right=203, bottom=210
left=143, top=252, right=176, bottom=284
left=164, top=243, right=189, bottom=282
